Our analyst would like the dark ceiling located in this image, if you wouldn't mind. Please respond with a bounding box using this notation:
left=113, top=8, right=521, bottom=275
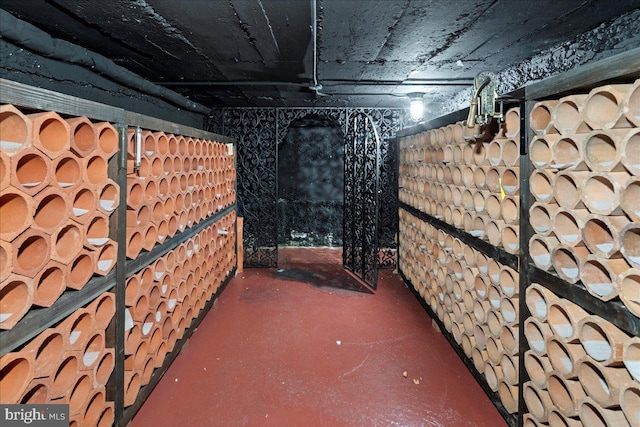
left=1, top=0, right=639, bottom=110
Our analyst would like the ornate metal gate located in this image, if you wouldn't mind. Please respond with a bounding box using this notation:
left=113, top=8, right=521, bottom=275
left=210, top=107, right=409, bottom=270
left=343, top=111, right=380, bottom=289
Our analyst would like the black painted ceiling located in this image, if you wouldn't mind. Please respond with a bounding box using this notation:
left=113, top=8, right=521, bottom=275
left=1, top=0, right=639, bottom=109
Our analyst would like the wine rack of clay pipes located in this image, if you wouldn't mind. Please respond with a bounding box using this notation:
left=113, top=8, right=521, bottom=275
left=0, top=78, right=238, bottom=427
left=396, top=47, right=640, bottom=427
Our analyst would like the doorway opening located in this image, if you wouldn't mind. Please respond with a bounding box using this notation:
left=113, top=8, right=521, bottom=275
left=277, top=114, right=344, bottom=248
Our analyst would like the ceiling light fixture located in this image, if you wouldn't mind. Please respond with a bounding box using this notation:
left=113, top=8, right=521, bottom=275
left=408, top=92, right=424, bottom=121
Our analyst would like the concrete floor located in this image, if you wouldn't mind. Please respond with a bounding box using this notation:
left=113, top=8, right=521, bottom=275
left=133, top=247, right=506, bottom=427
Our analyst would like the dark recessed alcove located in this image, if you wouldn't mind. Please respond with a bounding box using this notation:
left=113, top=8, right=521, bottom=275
left=278, top=115, right=344, bottom=247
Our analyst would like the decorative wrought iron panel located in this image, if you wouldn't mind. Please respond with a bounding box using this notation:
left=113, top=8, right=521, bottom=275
left=214, top=107, right=407, bottom=269
left=220, top=109, right=278, bottom=267
left=343, top=111, right=380, bottom=288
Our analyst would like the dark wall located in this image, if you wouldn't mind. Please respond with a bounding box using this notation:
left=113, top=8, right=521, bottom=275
left=278, top=118, right=344, bottom=247
left=0, top=39, right=205, bottom=128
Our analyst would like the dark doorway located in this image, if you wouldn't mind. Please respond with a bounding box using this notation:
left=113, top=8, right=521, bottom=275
left=277, top=115, right=344, bottom=247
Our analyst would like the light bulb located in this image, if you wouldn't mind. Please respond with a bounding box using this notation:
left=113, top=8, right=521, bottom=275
left=410, top=99, right=424, bottom=121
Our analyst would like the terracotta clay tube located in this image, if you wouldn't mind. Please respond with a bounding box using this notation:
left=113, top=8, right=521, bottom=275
left=552, top=94, right=590, bottom=134
left=12, top=229, right=50, bottom=277
left=81, top=389, right=107, bottom=426
left=622, top=129, right=640, bottom=176
left=624, top=337, right=640, bottom=383
left=584, top=83, right=633, bottom=130
left=547, top=336, right=586, bottom=379
left=583, top=129, right=629, bottom=172
left=71, top=184, right=97, bottom=224
left=58, top=310, right=90, bottom=352
left=141, top=355, right=154, bottom=385
left=529, top=235, right=559, bottom=271
left=581, top=255, right=628, bottom=302
left=124, top=322, right=141, bottom=355
left=551, top=134, right=587, bottom=170
left=0, top=352, right=35, bottom=403
left=524, top=350, right=552, bottom=389
left=89, top=292, right=115, bottom=330
left=67, top=117, right=97, bottom=158
left=32, top=261, right=65, bottom=307
left=143, top=131, right=156, bottom=157
left=529, top=135, right=556, bottom=169
left=96, top=241, right=117, bottom=276
left=0, top=104, right=32, bottom=154
left=50, top=354, right=79, bottom=398
left=28, top=111, right=70, bottom=159
left=530, top=202, right=557, bottom=236
left=621, top=177, right=640, bottom=222
left=151, top=157, right=163, bottom=178
left=124, top=371, right=141, bottom=407
left=124, top=338, right=148, bottom=372
left=501, top=352, right=519, bottom=385
left=503, top=107, right=520, bottom=138
left=485, top=194, right=502, bottom=220
left=19, top=380, right=50, bottom=404
left=472, top=347, right=487, bottom=374
left=460, top=333, right=476, bottom=359
left=500, top=295, right=519, bottom=325
left=625, top=79, right=640, bottom=127
left=126, top=178, right=145, bottom=210
left=79, top=331, right=105, bottom=370
left=583, top=172, right=629, bottom=216
left=10, top=147, right=51, bottom=196
left=498, top=381, right=518, bottom=414
left=487, top=138, right=504, bottom=167
left=553, top=171, right=589, bottom=210
left=32, top=187, right=70, bottom=234
left=583, top=214, right=629, bottom=258
left=97, top=179, right=119, bottom=213
left=85, top=213, right=110, bottom=249
left=151, top=200, right=164, bottom=224
left=579, top=397, right=632, bottom=427
left=0, top=187, right=34, bottom=242
left=501, top=168, right=519, bottom=196
left=523, top=382, right=553, bottom=423
left=530, top=100, right=559, bottom=135
left=620, top=384, right=640, bottom=427
left=486, top=219, right=505, bottom=247
left=525, top=317, right=553, bottom=356
left=620, top=269, right=640, bottom=317
left=66, top=250, right=96, bottom=290
left=51, top=222, right=84, bottom=264
left=486, top=166, right=506, bottom=193
left=548, top=409, right=583, bottom=427
left=95, top=122, right=118, bottom=158
left=484, top=336, right=509, bottom=365
left=530, top=169, right=555, bottom=203
left=484, top=362, right=503, bottom=392
left=621, top=223, right=640, bottom=270
left=0, top=151, right=9, bottom=191
left=553, top=208, right=588, bottom=247
left=501, top=324, right=519, bottom=356
left=126, top=229, right=143, bottom=260
left=127, top=204, right=150, bottom=229
left=502, top=225, right=519, bottom=254
left=579, top=316, right=629, bottom=366
left=551, top=244, right=588, bottom=285
left=67, top=374, right=92, bottom=416
left=578, top=358, right=631, bottom=408
left=51, top=153, right=82, bottom=193
left=547, top=373, right=586, bottom=417
left=0, top=239, right=12, bottom=282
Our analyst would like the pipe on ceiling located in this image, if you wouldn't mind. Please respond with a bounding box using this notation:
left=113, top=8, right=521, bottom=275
left=0, top=9, right=212, bottom=116
left=155, top=79, right=473, bottom=87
